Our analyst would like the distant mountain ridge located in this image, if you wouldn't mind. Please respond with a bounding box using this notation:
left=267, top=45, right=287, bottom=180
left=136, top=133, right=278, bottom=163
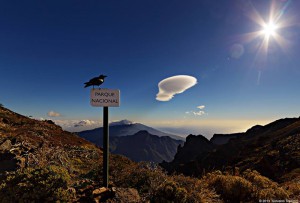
left=77, top=122, right=184, bottom=162
left=112, top=130, right=184, bottom=162
left=161, top=117, right=300, bottom=182
left=77, top=121, right=184, bottom=143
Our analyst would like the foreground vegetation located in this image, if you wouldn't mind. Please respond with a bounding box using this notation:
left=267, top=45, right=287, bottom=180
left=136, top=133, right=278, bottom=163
left=1, top=155, right=299, bottom=202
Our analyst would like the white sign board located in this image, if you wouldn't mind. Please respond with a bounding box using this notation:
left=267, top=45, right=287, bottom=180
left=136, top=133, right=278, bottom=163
left=90, top=89, right=120, bottom=107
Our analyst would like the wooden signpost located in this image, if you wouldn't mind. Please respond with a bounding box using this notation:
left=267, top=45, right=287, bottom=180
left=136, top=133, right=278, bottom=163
left=90, top=89, right=120, bottom=188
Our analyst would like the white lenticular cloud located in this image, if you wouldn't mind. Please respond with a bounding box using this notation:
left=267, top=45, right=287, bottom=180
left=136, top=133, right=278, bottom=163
left=47, top=111, right=61, bottom=117
left=156, top=75, right=197, bottom=101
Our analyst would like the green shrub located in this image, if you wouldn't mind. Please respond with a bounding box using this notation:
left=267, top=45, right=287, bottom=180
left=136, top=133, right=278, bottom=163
left=109, top=161, right=220, bottom=202
left=0, top=167, right=74, bottom=202
left=242, top=169, right=289, bottom=200
left=49, top=165, right=71, bottom=184
left=284, top=181, right=300, bottom=199
left=204, top=172, right=253, bottom=202
left=203, top=169, right=290, bottom=202
left=172, top=174, right=220, bottom=203
left=115, top=162, right=167, bottom=195
left=152, top=180, right=187, bottom=203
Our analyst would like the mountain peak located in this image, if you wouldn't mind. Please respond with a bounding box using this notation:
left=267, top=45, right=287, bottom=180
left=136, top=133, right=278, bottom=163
left=161, top=134, right=215, bottom=169
left=186, top=134, right=209, bottom=142
left=110, top=119, right=134, bottom=126
left=78, top=120, right=185, bottom=141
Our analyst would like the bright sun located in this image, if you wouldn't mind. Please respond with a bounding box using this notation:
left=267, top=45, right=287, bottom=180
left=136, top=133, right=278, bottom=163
left=241, top=0, right=293, bottom=58
left=262, top=21, right=277, bottom=37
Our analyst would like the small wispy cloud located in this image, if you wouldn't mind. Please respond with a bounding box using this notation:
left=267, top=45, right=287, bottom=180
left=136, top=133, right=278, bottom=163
left=193, top=111, right=205, bottom=116
left=186, top=105, right=206, bottom=116
left=47, top=111, right=61, bottom=117
left=156, top=75, right=197, bottom=101
left=197, top=105, right=205, bottom=109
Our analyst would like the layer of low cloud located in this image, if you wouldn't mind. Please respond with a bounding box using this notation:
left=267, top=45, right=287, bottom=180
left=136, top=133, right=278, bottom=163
left=47, top=111, right=61, bottom=117
left=53, top=119, right=135, bottom=132
left=74, top=120, right=96, bottom=127
left=156, top=75, right=197, bottom=101
left=53, top=119, right=100, bottom=132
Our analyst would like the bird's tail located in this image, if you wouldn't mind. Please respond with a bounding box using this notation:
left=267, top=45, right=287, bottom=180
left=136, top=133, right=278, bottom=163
left=84, top=82, right=90, bottom=88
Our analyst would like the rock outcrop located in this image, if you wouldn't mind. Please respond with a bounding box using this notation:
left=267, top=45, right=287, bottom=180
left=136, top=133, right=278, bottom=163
left=210, top=133, right=243, bottom=145
left=161, top=134, right=215, bottom=174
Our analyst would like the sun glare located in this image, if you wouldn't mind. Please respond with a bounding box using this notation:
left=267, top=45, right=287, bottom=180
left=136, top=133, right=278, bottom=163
left=238, top=0, right=295, bottom=58
left=262, top=21, right=277, bottom=37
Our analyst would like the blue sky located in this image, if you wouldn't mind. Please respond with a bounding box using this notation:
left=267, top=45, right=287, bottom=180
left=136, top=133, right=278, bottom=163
left=1, top=0, right=300, bottom=138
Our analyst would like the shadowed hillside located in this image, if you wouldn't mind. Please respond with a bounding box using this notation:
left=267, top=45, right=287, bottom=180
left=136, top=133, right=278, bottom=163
left=161, top=117, right=300, bottom=183
left=0, top=106, right=102, bottom=174
left=111, top=130, right=184, bottom=162
left=77, top=123, right=184, bottom=163
left=169, top=134, right=215, bottom=165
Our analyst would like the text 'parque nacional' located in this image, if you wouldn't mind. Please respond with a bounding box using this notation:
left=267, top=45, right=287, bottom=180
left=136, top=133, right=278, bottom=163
left=90, top=89, right=120, bottom=107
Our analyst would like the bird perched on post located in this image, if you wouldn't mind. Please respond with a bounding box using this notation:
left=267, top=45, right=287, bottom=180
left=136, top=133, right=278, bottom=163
left=84, top=74, right=107, bottom=88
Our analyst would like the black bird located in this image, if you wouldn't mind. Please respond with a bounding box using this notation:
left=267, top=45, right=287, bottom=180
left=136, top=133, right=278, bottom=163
left=84, top=75, right=107, bottom=88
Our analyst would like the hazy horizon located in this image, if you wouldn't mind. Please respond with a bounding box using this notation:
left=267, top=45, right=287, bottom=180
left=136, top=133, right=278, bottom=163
left=50, top=117, right=275, bottom=140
